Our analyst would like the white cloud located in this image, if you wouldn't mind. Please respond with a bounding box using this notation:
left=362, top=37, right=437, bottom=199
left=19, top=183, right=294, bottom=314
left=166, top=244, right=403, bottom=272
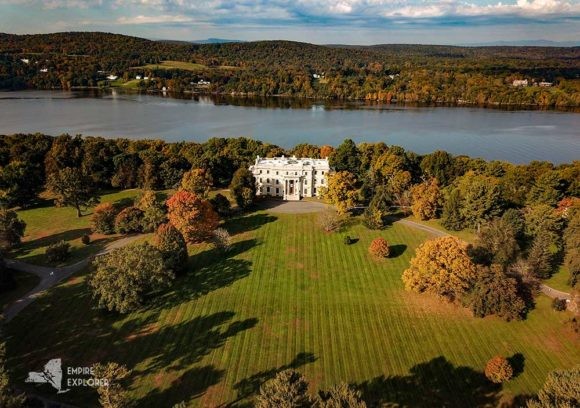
left=117, top=14, right=194, bottom=24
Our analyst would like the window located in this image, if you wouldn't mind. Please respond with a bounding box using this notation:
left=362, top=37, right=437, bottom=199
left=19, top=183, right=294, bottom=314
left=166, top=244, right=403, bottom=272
left=314, top=170, right=318, bottom=175
left=267, top=178, right=270, bottom=183
left=259, top=178, right=262, bottom=183
left=276, top=180, right=279, bottom=184
left=276, top=171, right=279, bottom=175
left=314, top=188, right=317, bottom=194
left=276, top=188, right=279, bottom=194
left=321, top=179, right=325, bottom=185
left=259, top=170, right=262, bottom=174
left=267, top=170, right=270, bottom=174
left=322, top=171, right=325, bottom=175
left=267, top=187, right=270, bottom=193
left=304, top=179, right=307, bottom=185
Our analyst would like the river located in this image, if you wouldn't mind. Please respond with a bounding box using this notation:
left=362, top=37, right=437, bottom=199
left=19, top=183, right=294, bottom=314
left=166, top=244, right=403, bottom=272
left=0, top=90, right=578, bottom=164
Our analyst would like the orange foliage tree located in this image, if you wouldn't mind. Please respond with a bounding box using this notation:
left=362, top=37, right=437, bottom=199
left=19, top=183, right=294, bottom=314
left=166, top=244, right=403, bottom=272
left=369, top=237, right=390, bottom=258
left=484, top=356, right=513, bottom=383
left=166, top=190, right=219, bottom=243
left=320, top=145, right=334, bottom=159
left=410, top=178, right=442, bottom=220
left=402, top=236, right=476, bottom=302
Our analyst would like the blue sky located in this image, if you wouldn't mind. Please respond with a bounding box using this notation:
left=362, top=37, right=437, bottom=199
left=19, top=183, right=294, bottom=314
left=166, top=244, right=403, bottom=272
left=1, top=0, right=579, bottom=44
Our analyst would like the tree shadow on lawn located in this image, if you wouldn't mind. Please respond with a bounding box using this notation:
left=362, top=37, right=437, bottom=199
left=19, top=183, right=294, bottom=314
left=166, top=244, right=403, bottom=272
left=227, top=352, right=318, bottom=406
left=224, top=213, right=277, bottom=236
left=389, top=244, right=407, bottom=258
left=11, top=228, right=119, bottom=265
left=354, top=356, right=502, bottom=408
left=508, top=353, right=525, bottom=379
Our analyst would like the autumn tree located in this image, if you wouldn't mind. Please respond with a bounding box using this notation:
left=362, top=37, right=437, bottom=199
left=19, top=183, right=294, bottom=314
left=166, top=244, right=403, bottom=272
left=153, top=223, right=188, bottom=274
left=166, top=190, right=219, bottom=243
left=46, top=167, right=99, bottom=217
left=180, top=168, right=213, bottom=197
left=369, top=237, right=390, bottom=258
left=292, top=143, right=320, bottom=158
left=229, top=167, right=256, bottom=209
left=320, top=145, right=334, bottom=159
left=402, top=236, right=476, bottom=302
left=526, top=365, right=579, bottom=408
left=564, top=208, right=580, bottom=287
left=420, top=150, right=456, bottom=186
left=88, top=243, right=174, bottom=313
left=91, top=203, right=117, bottom=234
left=136, top=190, right=167, bottom=232
left=410, top=178, right=442, bottom=220
left=318, top=383, right=367, bottom=407
left=0, top=209, right=25, bottom=249
left=470, top=265, right=527, bottom=321
left=92, top=362, right=133, bottom=408
left=209, top=193, right=231, bottom=216
left=317, top=210, right=344, bottom=232
left=441, top=188, right=463, bottom=230
left=324, top=171, right=358, bottom=215
left=484, top=356, right=513, bottom=384
left=256, top=369, right=313, bottom=408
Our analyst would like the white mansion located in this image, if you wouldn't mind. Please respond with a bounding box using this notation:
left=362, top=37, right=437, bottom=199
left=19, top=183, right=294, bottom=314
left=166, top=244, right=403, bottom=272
left=249, top=156, right=331, bottom=200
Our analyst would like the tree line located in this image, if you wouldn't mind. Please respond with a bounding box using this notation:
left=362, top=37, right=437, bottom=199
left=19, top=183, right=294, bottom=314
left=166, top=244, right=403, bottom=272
left=1, top=32, right=580, bottom=107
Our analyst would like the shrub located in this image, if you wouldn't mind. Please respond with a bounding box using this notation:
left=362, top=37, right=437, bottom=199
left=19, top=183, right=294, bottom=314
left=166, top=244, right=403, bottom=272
left=212, top=228, right=231, bottom=252
left=484, top=356, right=513, bottom=383
left=153, top=223, right=188, bottom=274
left=552, top=298, right=567, bottom=311
left=81, top=234, right=91, bottom=245
left=363, top=206, right=384, bottom=230
left=91, top=203, right=117, bottom=234
left=114, top=206, right=144, bottom=234
left=318, top=210, right=344, bottom=233
left=45, top=241, right=70, bottom=263
left=136, top=190, right=167, bottom=232
left=209, top=193, right=232, bottom=216
left=369, top=237, right=390, bottom=258
left=318, top=383, right=367, bottom=407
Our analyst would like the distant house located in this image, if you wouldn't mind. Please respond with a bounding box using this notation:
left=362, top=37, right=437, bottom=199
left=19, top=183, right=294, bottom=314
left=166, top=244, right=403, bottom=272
left=197, top=79, right=211, bottom=86
left=512, top=79, right=528, bottom=87
left=539, top=82, right=553, bottom=87
left=143, top=76, right=149, bottom=80
left=312, top=73, right=325, bottom=79
left=107, top=75, right=118, bottom=80
left=135, top=75, right=142, bottom=80
left=20, top=58, right=30, bottom=64
left=40, top=68, right=48, bottom=73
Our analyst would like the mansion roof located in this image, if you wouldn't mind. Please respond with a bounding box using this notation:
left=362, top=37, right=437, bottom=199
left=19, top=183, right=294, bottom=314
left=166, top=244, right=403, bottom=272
left=250, top=156, right=330, bottom=170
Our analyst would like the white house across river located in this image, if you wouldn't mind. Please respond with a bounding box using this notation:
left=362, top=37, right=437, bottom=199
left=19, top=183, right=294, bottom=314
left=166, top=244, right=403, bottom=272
left=249, top=156, right=331, bottom=200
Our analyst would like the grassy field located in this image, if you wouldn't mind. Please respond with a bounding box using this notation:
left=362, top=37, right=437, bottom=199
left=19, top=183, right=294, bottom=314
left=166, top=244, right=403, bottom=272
left=13, top=190, right=143, bottom=265
left=544, top=266, right=573, bottom=292
left=5, top=210, right=579, bottom=407
left=134, top=61, right=209, bottom=72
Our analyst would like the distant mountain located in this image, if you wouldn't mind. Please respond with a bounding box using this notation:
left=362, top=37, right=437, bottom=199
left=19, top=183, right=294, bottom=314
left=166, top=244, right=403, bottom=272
left=191, top=38, right=245, bottom=44
left=462, top=40, right=580, bottom=47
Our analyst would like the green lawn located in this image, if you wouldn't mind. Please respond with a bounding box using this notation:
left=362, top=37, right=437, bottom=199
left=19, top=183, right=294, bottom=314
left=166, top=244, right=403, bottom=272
left=405, top=215, right=477, bottom=243
left=13, top=190, right=142, bottom=266
left=5, top=210, right=578, bottom=407
left=544, top=266, right=573, bottom=293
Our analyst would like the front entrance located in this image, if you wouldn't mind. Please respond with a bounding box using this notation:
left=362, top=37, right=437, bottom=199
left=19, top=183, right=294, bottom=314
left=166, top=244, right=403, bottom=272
left=284, top=178, right=301, bottom=200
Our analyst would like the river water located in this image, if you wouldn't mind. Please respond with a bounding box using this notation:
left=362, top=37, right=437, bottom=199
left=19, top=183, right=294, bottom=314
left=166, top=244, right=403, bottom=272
left=0, top=90, right=578, bottom=164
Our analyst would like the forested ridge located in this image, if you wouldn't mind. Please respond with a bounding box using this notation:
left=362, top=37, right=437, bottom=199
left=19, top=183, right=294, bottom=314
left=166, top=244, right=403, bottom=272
left=1, top=32, right=579, bottom=106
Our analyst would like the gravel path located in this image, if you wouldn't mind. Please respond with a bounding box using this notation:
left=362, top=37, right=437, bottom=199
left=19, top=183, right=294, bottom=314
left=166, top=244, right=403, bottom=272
left=3, top=235, right=142, bottom=322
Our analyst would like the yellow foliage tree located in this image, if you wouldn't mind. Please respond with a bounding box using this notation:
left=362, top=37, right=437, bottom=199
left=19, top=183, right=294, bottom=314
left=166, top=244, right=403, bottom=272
left=180, top=168, right=213, bottom=197
left=323, top=171, right=358, bottom=215
left=402, top=236, right=476, bottom=302
left=410, top=178, right=442, bottom=220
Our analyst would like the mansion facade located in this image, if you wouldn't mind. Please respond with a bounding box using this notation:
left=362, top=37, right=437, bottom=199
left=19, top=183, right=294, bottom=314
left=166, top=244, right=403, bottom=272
left=249, top=156, right=331, bottom=200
